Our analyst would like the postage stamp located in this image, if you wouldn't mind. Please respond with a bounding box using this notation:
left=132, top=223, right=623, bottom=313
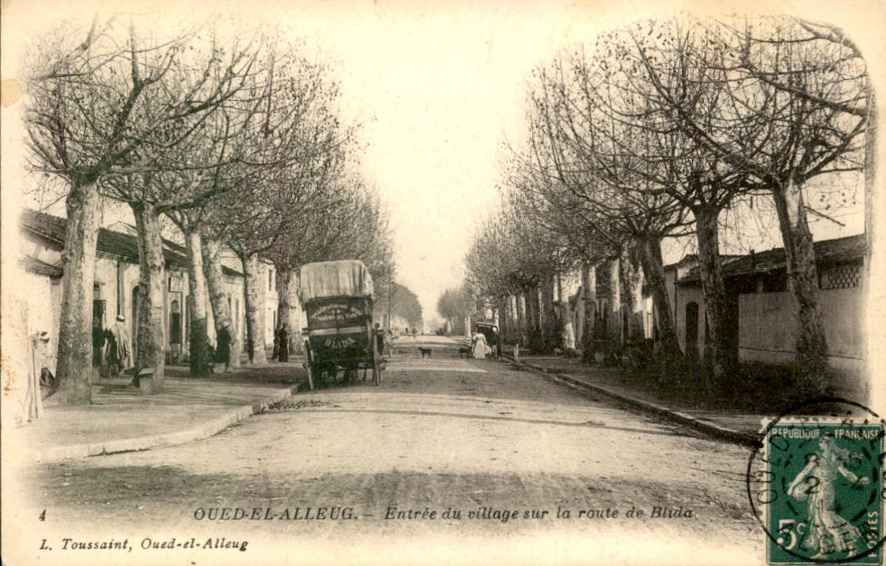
left=757, top=417, right=884, bottom=564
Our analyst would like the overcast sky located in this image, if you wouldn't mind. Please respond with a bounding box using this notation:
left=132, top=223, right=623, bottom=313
left=3, top=0, right=880, bottom=324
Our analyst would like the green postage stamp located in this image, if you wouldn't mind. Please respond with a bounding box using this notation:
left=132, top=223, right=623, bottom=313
left=761, top=419, right=884, bottom=564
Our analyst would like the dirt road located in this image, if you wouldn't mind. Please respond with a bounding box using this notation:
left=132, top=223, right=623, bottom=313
left=17, top=358, right=763, bottom=565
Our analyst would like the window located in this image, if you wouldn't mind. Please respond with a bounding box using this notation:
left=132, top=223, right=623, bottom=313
left=820, top=263, right=862, bottom=290
left=268, top=269, right=273, bottom=292
left=93, top=284, right=106, bottom=330
left=169, top=300, right=182, bottom=345
left=230, top=296, right=239, bottom=335
left=685, top=302, right=699, bottom=359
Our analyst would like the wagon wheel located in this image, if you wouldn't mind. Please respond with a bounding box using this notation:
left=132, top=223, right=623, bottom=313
left=320, top=363, right=337, bottom=387
left=344, top=364, right=358, bottom=385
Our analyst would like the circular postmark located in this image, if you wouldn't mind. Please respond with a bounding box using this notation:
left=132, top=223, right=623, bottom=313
left=746, top=396, right=886, bottom=564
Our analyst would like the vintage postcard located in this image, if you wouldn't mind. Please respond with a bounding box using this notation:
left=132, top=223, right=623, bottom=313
left=2, top=1, right=885, bottom=565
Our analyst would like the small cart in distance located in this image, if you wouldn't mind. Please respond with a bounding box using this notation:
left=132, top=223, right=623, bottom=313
left=299, top=260, right=382, bottom=389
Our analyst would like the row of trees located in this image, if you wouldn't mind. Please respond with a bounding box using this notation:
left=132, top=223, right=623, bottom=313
left=25, top=18, right=395, bottom=404
left=437, top=284, right=474, bottom=335
left=376, top=282, right=424, bottom=332
left=464, top=15, right=874, bottom=393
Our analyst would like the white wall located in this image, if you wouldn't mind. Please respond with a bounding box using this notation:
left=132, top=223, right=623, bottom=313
left=739, top=288, right=863, bottom=371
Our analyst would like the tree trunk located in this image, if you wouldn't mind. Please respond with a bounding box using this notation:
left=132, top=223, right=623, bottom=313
left=55, top=180, right=101, bottom=404
left=517, top=293, right=527, bottom=344
left=637, top=235, right=681, bottom=360
left=771, top=175, right=829, bottom=390
left=607, top=257, right=623, bottom=360
left=694, top=205, right=732, bottom=383
left=581, top=262, right=597, bottom=364
left=241, top=253, right=268, bottom=364
left=619, top=247, right=644, bottom=341
left=132, top=203, right=166, bottom=392
left=862, top=86, right=877, bottom=402
left=275, top=265, right=300, bottom=355
left=201, top=234, right=241, bottom=368
left=540, top=274, right=557, bottom=352
left=510, top=295, right=517, bottom=338
left=863, top=86, right=877, bottom=288
left=184, top=228, right=210, bottom=377
left=525, top=287, right=540, bottom=350
left=499, top=297, right=509, bottom=340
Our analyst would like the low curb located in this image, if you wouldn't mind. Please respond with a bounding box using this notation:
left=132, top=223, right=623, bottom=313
left=35, top=385, right=298, bottom=463
left=508, top=357, right=761, bottom=448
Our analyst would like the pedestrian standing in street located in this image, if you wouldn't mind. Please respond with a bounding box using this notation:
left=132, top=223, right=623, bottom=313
left=374, top=323, right=385, bottom=357
left=272, top=325, right=281, bottom=361
left=217, top=322, right=232, bottom=373
left=111, top=314, right=132, bottom=374
left=102, top=327, right=117, bottom=377
left=92, top=321, right=106, bottom=372
left=277, top=324, right=289, bottom=362
left=472, top=331, right=489, bottom=360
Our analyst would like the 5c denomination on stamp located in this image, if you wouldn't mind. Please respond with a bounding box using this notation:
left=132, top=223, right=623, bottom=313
left=747, top=400, right=885, bottom=565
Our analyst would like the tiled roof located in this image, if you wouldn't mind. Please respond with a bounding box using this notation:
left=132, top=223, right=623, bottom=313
left=679, top=233, right=866, bottom=284
left=664, top=253, right=745, bottom=271
left=20, top=256, right=63, bottom=278
left=20, top=209, right=243, bottom=278
left=663, top=254, right=697, bottom=270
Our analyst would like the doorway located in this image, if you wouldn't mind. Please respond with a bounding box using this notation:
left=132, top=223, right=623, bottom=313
left=685, top=301, right=699, bottom=360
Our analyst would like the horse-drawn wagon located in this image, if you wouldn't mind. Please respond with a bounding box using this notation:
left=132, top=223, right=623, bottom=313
left=299, top=260, right=383, bottom=389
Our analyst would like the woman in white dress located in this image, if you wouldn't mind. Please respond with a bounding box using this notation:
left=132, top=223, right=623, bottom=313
left=472, top=332, right=489, bottom=360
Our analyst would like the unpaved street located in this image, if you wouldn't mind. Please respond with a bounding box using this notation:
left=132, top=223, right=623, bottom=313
left=20, top=358, right=763, bottom=565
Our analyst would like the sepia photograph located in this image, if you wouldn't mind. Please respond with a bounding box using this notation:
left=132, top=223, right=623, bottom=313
left=2, top=1, right=884, bottom=564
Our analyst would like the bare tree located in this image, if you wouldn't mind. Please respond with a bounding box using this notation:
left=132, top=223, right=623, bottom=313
left=266, top=178, right=392, bottom=352
left=464, top=194, right=570, bottom=353
left=500, top=156, right=612, bottom=360
left=204, top=47, right=350, bottom=365
left=24, top=18, right=257, bottom=401
left=95, top=26, right=265, bottom=390
left=585, top=19, right=769, bottom=380
left=163, top=96, right=264, bottom=376
left=635, top=16, right=866, bottom=387
left=729, top=15, right=873, bottom=388
left=523, top=55, right=693, bottom=362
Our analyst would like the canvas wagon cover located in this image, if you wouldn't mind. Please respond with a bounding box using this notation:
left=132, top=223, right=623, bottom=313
left=299, top=260, right=374, bottom=301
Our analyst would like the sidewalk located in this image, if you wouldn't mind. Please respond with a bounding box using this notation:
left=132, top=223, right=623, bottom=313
left=508, top=355, right=766, bottom=447
left=20, top=369, right=301, bottom=463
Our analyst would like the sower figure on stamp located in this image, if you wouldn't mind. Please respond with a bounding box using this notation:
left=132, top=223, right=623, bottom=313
left=787, top=435, right=871, bottom=559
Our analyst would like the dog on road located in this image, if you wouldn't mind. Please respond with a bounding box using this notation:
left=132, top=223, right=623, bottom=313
left=418, top=347, right=432, bottom=359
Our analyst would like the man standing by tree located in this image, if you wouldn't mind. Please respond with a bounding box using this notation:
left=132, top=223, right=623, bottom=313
left=216, top=322, right=233, bottom=373
left=276, top=324, right=289, bottom=363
